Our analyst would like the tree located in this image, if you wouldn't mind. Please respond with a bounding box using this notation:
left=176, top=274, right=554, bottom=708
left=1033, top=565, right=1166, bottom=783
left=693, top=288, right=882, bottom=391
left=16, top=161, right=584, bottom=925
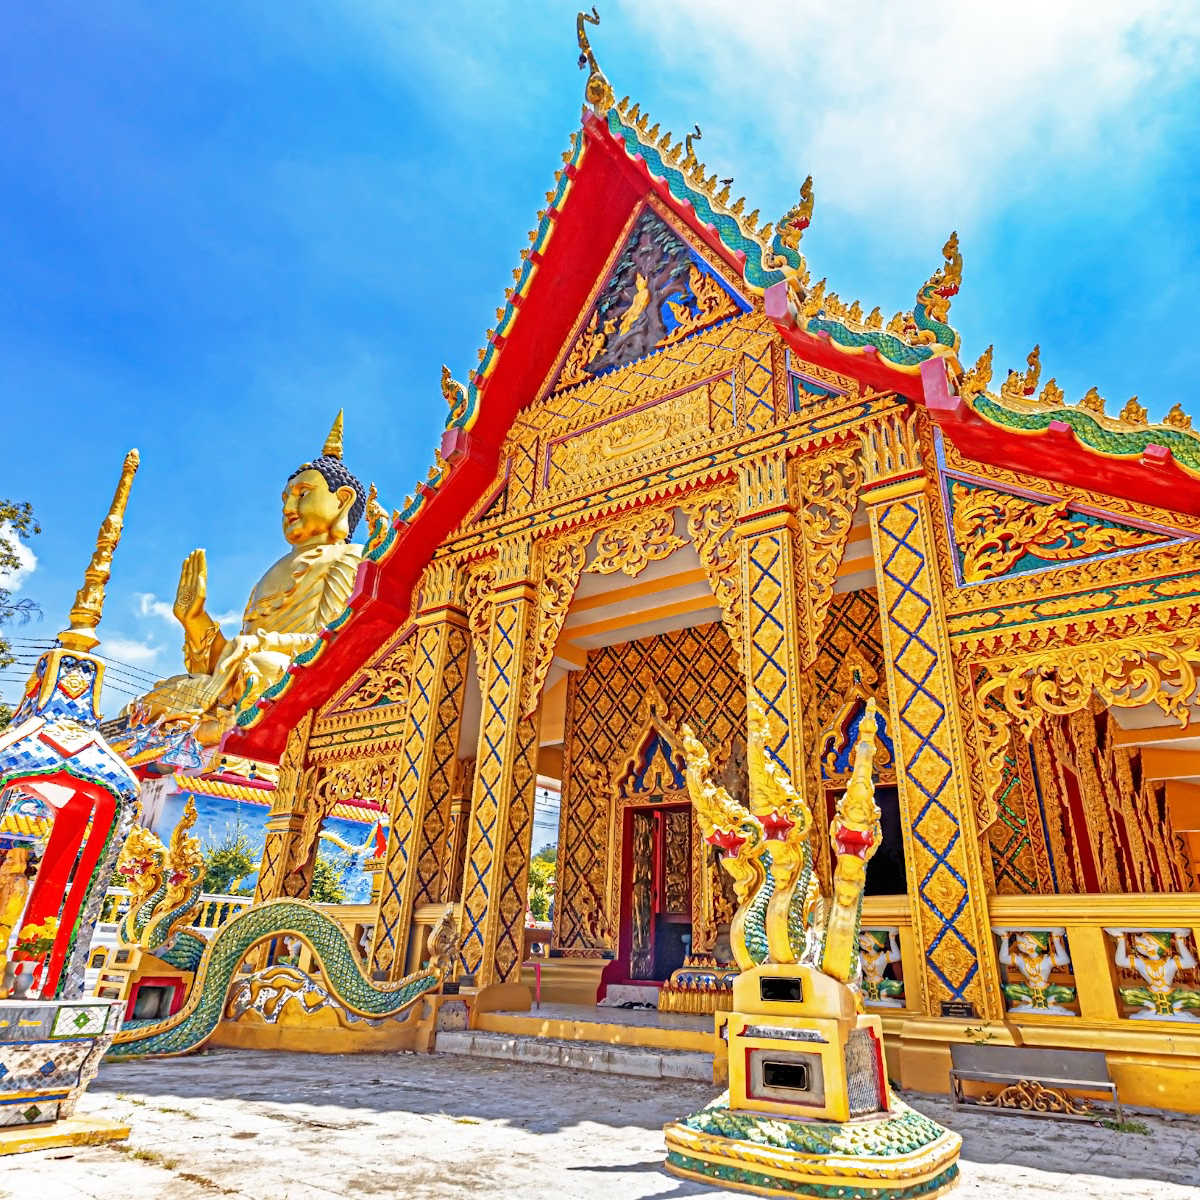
left=309, top=853, right=347, bottom=904
left=201, top=826, right=258, bottom=896
left=0, top=499, right=41, bottom=673
left=527, top=844, right=557, bottom=922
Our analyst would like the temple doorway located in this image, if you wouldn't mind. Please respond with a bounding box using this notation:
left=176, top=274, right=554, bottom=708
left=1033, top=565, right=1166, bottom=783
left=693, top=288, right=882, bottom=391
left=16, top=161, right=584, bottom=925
left=621, top=801, right=692, bottom=983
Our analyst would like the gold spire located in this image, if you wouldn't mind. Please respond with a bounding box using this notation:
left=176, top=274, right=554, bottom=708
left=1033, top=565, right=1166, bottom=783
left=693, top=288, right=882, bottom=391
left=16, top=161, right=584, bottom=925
left=59, top=449, right=140, bottom=653
left=322, top=410, right=344, bottom=459
left=577, top=8, right=614, bottom=114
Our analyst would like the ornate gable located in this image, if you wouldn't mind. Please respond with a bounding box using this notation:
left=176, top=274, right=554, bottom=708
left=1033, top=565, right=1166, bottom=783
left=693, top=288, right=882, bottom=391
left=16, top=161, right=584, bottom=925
left=552, top=204, right=750, bottom=394
left=944, top=478, right=1194, bottom=586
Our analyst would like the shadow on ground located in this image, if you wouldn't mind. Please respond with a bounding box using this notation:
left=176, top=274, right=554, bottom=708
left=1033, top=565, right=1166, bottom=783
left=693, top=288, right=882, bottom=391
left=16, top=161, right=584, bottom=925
left=79, top=1049, right=1200, bottom=1196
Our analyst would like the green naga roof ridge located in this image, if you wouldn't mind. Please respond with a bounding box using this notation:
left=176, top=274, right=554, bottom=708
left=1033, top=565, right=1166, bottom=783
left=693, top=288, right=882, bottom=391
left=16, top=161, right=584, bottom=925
left=957, top=344, right=1200, bottom=475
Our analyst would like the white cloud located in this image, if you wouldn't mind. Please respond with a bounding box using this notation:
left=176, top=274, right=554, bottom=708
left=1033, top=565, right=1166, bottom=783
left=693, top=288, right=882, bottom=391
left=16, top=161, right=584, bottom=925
left=136, top=591, right=241, bottom=632
left=0, top=522, right=37, bottom=593
left=619, top=0, right=1200, bottom=235
left=135, top=591, right=174, bottom=623
left=102, top=635, right=165, bottom=669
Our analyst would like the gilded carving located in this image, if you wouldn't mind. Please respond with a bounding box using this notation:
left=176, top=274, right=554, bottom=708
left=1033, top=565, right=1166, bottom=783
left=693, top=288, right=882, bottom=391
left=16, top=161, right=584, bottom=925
left=679, top=487, right=743, bottom=665
left=546, top=383, right=711, bottom=489
left=463, top=561, right=498, bottom=688
left=790, top=442, right=862, bottom=664
left=589, top=508, right=686, bottom=576
left=951, top=482, right=1168, bottom=584
left=973, top=630, right=1200, bottom=820
left=522, top=530, right=589, bottom=716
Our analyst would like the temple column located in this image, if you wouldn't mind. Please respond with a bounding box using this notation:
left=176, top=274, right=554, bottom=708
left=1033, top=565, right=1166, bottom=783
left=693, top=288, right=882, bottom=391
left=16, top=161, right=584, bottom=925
left=859, top=412, right=1002, bottom=1022
left=457, top=537, right=541, bottom=989
left=369, top=563, right=470, bottom=980
left=734, top=449, right=809, bottom=788
left=253, top=710, right=314, bottom=902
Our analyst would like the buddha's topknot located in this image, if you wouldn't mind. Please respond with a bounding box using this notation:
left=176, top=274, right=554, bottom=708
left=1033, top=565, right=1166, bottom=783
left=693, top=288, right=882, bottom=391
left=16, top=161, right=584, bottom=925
left=288, top=455, right=367, bottom=539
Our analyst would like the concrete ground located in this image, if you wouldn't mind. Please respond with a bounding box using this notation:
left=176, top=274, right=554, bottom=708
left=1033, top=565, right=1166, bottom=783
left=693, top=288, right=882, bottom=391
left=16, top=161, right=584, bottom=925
left=5, top=1049, right=1199, bottom=1200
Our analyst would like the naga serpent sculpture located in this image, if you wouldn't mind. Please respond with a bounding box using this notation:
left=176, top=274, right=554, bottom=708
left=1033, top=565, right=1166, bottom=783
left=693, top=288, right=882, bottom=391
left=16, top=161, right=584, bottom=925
left=109, top=800, right=439, bottom=1058
left=679, top=698, right=881, bottom=985
left=109, top=898, right=439, bottom=1057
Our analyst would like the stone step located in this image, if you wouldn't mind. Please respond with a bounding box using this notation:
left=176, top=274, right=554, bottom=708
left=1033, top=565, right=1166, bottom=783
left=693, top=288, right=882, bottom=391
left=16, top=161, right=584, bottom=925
left=436, top=1029, right=713, bottom=1082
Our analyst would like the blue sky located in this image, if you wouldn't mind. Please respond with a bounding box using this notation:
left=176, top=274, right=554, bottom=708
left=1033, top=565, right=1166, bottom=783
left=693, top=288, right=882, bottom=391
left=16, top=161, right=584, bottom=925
left=2, top=2, right=1199, bottom=710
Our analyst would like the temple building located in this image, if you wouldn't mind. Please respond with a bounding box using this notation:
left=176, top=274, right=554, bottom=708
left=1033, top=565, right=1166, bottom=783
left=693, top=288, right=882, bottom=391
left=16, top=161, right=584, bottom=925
left=124, top=38, right=1200, bottom=1108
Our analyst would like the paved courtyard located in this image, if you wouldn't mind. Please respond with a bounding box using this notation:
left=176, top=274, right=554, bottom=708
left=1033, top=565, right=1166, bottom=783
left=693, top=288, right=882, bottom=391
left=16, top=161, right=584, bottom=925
left=6, top=1049, right=1200, bottom=1200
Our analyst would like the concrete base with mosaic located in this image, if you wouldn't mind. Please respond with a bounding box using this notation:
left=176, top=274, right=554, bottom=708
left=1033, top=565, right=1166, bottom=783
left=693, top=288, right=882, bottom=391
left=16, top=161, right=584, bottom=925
left=664, top=1092, right=960, bottom=1199
left=0, top=998, right=128, bottom=1152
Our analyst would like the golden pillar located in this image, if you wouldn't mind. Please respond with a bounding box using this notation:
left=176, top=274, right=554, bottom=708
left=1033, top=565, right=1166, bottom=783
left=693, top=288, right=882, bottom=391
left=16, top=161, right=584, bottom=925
left=457, top=538, right=541, bottom=988
left=253, top=710, right=314, bottom=902
left=735, top=450, right=810, bottom=791
left=369, top=564, right=471, bottom=980
left=734, top=450, right=817, bottom=965
left=859, top=413, right=1001, bottom=1021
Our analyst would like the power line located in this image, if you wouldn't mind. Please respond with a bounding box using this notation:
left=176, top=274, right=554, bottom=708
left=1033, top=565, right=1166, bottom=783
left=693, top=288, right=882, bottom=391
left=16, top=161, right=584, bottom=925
left=3, top=648, right=161, bottom=687
left=6, top=638, right=164, bottom=681
left=4, top=656, right=157, bottom=694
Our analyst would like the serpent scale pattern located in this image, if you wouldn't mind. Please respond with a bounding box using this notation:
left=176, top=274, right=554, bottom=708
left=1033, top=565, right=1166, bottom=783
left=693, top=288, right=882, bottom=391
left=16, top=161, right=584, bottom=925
left=741, top=859, right=774, bottom=963
left=680, top=1093, right=952, bottom=1157
left=119, top=878, right=167, bottom=943
left=110, top=899, right=438, bottom=1058
left=971, top=392, right=1200, bottom=472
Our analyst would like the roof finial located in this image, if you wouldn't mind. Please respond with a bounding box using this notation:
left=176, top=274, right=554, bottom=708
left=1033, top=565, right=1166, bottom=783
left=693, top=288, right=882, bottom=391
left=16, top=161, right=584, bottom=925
left=577, top=8, right=614, bottom=115
left=776, top=175, right=814, bottom=252
left=322, top=409, right=344, bottom=459
left=59, top=449, right=140, bottom=652
left=915, top=231, right=962, bottom=329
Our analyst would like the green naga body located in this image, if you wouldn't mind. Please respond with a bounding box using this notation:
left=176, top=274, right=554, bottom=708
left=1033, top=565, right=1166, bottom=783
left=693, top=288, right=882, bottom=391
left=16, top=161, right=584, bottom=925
left=110, top=899, right=439, bottom=1057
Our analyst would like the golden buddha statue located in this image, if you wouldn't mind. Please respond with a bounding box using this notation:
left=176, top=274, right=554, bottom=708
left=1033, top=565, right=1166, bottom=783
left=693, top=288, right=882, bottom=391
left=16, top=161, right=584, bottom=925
left=137, top=412, right=366, bottom=744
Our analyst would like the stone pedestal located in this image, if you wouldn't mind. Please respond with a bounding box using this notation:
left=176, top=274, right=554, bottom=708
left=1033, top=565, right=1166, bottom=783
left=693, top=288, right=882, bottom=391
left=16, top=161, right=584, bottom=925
left=664, top=965, right=961, bottom=1198
left=0, top=997, right=128, bottom=1153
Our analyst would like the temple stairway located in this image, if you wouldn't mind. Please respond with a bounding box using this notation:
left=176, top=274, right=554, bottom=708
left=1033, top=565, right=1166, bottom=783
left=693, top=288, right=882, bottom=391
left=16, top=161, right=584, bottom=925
left=436, top=1002, right=717, bottom=1082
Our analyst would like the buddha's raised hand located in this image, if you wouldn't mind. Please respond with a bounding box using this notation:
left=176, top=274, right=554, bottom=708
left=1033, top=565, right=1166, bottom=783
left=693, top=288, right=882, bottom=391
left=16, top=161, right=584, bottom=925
left=174, top=548, right=209, bottom=626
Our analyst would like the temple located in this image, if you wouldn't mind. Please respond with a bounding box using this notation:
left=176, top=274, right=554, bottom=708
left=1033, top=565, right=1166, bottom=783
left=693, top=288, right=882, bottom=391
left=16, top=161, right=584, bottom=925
left=101, top=25, right=1200, bottom=1116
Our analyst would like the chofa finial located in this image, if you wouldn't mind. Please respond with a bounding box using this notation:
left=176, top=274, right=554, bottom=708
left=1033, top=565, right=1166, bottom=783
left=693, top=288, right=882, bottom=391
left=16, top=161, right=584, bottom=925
left=322, top=410, right=344, bottom=460
left=576, top=8, right=614, bottom=114
left=59, top=448, right=140, bottom=653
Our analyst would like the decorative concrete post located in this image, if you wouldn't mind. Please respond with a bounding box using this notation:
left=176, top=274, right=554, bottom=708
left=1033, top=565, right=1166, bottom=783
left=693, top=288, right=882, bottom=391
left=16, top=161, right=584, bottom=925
left=370, top=562, right=470, bottom=980
left=859, top=412, right=1001, bottom=1022
left=457, top=537, right=541, bottom=988
left=253, top=710, right=314, bottom=902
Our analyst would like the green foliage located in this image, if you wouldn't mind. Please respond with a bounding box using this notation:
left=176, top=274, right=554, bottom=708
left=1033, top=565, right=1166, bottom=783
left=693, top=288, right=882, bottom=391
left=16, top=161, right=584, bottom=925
left=309, top=854, right=347, bottom=904
left=0, top=500, right=41, bottom=672
left=201, top=825, right=257, bottom=897
left=527, top=846, right=556, bottom=922
left=0, top=700, right=12, bottom=733
left=1099, top=1117, right=1151, bottom=1135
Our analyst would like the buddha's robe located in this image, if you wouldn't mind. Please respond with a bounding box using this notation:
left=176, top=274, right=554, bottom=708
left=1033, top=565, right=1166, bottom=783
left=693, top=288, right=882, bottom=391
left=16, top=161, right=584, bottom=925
left=142, top=543, right=361, bottom=727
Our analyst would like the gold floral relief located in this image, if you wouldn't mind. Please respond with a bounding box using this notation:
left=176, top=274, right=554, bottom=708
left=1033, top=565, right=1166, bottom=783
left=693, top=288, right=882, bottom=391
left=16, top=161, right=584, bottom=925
left=679, top=486, right=743, bottom=664
left=522, top=531, right=589, bottom=716
left=972, top=629, right=1200, bottom=820
left=951, top=482, right=1170, bottom=584
left=462, top=561, right=497, bottom=689
left=545, top=380, right=711, bottom=491
left=589, top=508, right=686, bottom=576
left=789, top=442, right=863, bottom=664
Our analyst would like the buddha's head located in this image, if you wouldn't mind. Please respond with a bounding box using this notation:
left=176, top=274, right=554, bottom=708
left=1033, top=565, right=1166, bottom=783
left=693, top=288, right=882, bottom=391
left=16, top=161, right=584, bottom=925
left=282, top=411, right=367, bottom=547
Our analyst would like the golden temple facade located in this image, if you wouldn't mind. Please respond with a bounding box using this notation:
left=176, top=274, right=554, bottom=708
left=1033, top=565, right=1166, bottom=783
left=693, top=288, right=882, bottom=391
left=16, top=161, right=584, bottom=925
left=209, top=45, right=1200, bottom=1112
